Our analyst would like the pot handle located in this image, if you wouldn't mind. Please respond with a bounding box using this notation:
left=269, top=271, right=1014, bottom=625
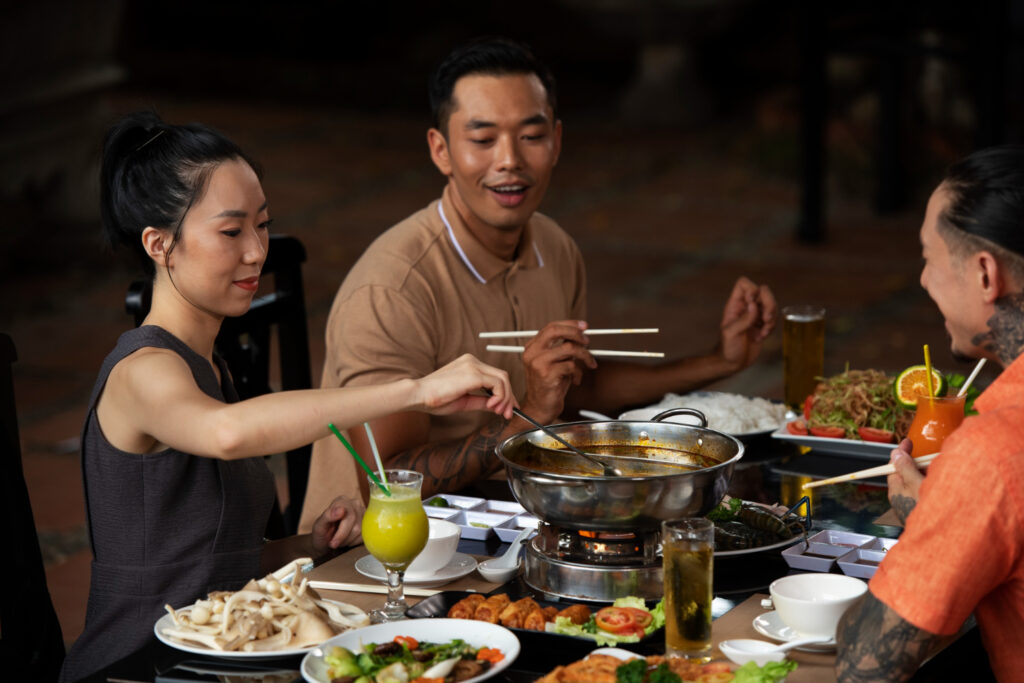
left=650, top=407, right=707, bottom=428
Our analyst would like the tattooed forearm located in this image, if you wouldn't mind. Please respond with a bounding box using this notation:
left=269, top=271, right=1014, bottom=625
left=835, top=593, right=948, bottom=682
left=389, top=416, right=509, bottom=496
left=890, top=494, right=917, bottom=526
left=979, top=291, right=1024, bottom=365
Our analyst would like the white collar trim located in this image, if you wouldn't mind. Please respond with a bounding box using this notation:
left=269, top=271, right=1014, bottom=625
left=438, top=202, right=487, bottom=284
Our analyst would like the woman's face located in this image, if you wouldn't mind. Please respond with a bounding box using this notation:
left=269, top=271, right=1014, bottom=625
left=164, top=159, right=270, bottom=318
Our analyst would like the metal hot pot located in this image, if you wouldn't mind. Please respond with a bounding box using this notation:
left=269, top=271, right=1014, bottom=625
left=495, top=408, right=744, bottom=601
left=496, top=408, right=744, bottom=532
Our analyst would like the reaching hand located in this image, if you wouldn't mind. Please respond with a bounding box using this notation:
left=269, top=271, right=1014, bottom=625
left=718, top=276, right=777, bottom=371
left=520, top=320, right=598, bottom=423
left=887, top=439, right=925, bottom=524
left=413, top=354, right=517, bottom=418
left=311, top=495, right=363, bottom=554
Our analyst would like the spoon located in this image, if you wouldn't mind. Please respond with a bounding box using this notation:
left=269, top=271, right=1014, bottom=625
left=478, top=526, right=533, bottom=583
left=511, top=406, right=625, bottom=476
left=718, top=637, right=834, bottom=667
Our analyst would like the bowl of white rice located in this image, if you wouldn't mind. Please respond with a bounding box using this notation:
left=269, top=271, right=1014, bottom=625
left=618, top=391, right=788, bottom=437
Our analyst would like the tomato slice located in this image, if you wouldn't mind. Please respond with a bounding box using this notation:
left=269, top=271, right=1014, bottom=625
left=623, top=607, right=653, bottom=629
left=857, top=426, right=895, bottom=443
left=786, top=419, right=809, bottom=435
left=595, top=606, right=637, bottom=633
left=394, top=635, right=419, bottom=650
left=809, top=425, right=846, bottom=438
left=803, top=395, right=814, bottom=421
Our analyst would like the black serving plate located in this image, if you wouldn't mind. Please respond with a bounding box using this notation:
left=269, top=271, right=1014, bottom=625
left=405, top=588, right=664, bottom=668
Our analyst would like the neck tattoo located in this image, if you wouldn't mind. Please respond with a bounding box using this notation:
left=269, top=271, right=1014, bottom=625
left=972, top=292, right=1024, bottom=365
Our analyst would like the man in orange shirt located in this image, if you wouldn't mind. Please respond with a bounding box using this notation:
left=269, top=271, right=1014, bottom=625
left=835, top=146, right=1024, bottom=680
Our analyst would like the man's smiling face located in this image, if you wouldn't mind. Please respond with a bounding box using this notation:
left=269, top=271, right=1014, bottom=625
left=429, top=73, right=561, bottom=237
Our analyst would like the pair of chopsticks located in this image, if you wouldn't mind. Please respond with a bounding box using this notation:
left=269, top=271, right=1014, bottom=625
left=480, top=328, right=665, bottom=358
left=308, top=580, right=457, bottom=597
left=802, top=453, right=939, bottom=490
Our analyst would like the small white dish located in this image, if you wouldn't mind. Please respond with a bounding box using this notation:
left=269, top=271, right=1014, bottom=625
left=751, top=611, right=836, bottom=652
left=456, top=510, right=514, bottom=540
left=423, top=494, right=486, bottom=511
left=354, top=552, right=477, bottom=587
left=781, top=541, right=850, bottom=572
left=301, top=618, right=519, bottom=683
left=836, top=548, right=886, bottom=579
left=806, top=529, right=876, bottom=549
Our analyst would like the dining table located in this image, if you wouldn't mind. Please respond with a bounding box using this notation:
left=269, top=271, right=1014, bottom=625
left=87, top=435, right=992, bottom=682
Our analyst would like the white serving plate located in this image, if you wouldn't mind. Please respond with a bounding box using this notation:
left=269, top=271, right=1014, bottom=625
left=154, top=599, right=362, bottom=660
left=301, top=618, right=519, bottom=683
left=772, top=425, right=895, bottom=460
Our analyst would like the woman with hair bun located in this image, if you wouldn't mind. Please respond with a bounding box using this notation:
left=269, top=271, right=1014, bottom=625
left=60, top=112, right=517, bottom=681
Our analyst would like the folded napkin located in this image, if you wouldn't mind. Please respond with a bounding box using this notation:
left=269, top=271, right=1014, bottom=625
left=307, top=547, right=501, bottom=613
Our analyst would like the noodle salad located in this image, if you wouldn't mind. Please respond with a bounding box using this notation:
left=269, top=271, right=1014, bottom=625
left=798, top=369, right=912, bottom=441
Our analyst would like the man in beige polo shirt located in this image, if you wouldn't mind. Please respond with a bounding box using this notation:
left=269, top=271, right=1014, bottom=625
left=299, top=38, right=775, bottom=531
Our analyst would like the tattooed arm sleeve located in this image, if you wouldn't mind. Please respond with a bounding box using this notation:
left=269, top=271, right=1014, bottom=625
left=835, top=592, right=954, bottom=682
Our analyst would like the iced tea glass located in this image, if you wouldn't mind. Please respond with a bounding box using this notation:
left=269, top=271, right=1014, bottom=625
left=907, top=395, right=966, bottom=457
left=783, top=305, right=826, bottom=411
left=662, top=518, right=714, bottom=661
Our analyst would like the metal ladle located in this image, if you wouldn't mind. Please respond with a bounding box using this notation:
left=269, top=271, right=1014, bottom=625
left=512, top=407, right=625, bottom=476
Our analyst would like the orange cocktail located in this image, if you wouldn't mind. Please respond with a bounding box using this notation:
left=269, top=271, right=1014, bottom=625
left=907, top=395, right=966, bottom=457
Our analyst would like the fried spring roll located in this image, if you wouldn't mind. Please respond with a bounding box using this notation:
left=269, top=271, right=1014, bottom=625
left=473, top=594, right=510, bottom=623
left=446, top=593, right=485, bottom=619
left=556, top=604, right=591, bottom=625
left=523, top=608, right=548, bottom=631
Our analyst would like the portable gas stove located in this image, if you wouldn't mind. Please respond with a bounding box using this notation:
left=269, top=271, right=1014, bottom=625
left=523, top=521, right=665, bottom=602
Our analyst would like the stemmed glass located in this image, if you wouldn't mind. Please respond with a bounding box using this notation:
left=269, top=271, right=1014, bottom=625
left=361, top=469, right=429, bottom=622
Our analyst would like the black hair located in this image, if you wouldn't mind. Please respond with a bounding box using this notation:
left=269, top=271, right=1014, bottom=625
left=100, top=111, right=260, bottom=276
left=428, top=37, right=558, bottom=136
left=941, top=145, right=1024, bottom=261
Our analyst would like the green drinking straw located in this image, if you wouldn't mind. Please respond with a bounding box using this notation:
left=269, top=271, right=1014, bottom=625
left=327, top=422, right=390, bottom=496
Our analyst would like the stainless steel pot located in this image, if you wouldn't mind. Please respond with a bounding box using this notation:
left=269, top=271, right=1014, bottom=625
left=496, top=408, right=743, bottom=532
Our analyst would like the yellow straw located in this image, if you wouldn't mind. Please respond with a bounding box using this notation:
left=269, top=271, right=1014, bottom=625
left=923, top=344, right=935, bottom=399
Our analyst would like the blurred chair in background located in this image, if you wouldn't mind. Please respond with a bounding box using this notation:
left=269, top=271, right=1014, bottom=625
left=125, top=234, right=313, bottom=536
left=0, top=333, right=65, bottom=680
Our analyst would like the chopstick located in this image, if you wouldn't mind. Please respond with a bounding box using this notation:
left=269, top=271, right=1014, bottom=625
left=802, top=453, right=940, bottom=490
left=307, top=581, right=450, bottom=597
left=479, top=328, right=659, bottom=339
left=486, top=344, right=665, bottom=358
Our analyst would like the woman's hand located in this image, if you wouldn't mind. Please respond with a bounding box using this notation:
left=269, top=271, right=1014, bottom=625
left=412, top=354, right=517, bottom=418
left=311, top=495, right=363, bottom=555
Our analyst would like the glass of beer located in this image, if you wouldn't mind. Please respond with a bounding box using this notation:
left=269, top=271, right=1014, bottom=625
left=662, top=518, right=714, bottom=661
left=783, top=305, right=826, bottom=411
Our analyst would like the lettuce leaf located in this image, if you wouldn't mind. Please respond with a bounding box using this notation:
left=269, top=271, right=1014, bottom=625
left=732, top=659, right=798, bottom=682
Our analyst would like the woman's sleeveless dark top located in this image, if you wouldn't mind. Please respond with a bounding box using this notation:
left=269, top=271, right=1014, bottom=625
left=60, top=326, right=275, bottom=682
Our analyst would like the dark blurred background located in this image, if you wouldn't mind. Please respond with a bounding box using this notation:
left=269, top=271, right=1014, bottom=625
left=3, top=0, right=1022, bottom=650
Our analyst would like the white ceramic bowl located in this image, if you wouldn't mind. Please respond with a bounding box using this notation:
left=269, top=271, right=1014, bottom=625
left=769, top=573, right=867, bottom=639
left=406, top=518, right=460, bottom=576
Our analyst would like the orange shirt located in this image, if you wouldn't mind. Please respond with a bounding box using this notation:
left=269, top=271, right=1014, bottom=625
left=871, top=354, right=1024, bottom=679
left=298, top=186, right=587, bottom=530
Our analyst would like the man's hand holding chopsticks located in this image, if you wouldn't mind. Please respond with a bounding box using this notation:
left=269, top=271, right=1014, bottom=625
left=887, top=439, right=925, bottom=524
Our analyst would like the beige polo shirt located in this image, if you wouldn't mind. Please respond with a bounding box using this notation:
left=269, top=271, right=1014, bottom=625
left=299, top=186, right=586, bottom=530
